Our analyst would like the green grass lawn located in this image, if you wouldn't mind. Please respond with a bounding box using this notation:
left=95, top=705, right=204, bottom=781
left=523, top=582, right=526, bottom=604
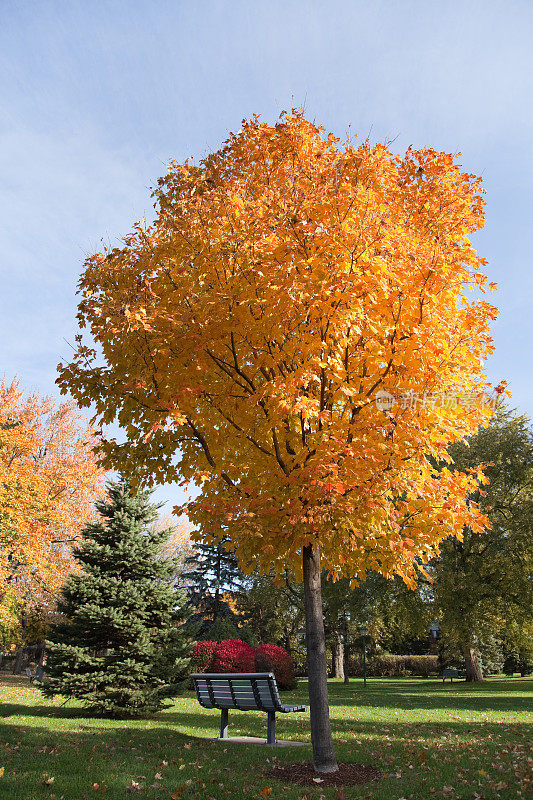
left=0, top=674, right=531, bottom=800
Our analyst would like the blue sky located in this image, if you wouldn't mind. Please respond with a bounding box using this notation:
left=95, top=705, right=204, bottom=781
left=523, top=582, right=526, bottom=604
left=1, top=0, right=532, bottom=513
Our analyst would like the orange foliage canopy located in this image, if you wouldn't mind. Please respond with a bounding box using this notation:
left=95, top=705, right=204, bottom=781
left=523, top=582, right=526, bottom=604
left=58, top=112, right=500, bottom=586
left=0, top=379, right=105, bottom=603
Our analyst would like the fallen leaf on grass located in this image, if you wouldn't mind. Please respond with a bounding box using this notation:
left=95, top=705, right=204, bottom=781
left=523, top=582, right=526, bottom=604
left=0, top=767, right=4, bottom=778
left=171, top=787, right=187, bottom=799
left=312, top=777, right=324, bottom=783
left=126, top=780, right=142, bottom=793
left=260, top=788, right=272, bottom=797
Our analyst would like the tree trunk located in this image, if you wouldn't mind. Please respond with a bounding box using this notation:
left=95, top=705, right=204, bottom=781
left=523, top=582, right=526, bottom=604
left=333, top=632, right=344, bottom=680
left=36, top=640, right=46, bottom=667
left=12, top=647, right=24, bottom=675
left=13, top=611, right=27, bottom=674
left=343, top=617, right=350, bottom=683
left=329, top=645, right=335, bottom=678
left=302, top=544, right=338, bottom=774
left=214, top=547, right=221, bottom=621
left=343, top=613, right=349, bottom=683
left=462, top=641, right=484, bottom=682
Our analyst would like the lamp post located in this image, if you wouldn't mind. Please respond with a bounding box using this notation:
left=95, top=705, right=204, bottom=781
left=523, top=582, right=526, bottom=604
left=429, top=621, right=439, bottom=655
left=360, top=624, right=368, bottom=687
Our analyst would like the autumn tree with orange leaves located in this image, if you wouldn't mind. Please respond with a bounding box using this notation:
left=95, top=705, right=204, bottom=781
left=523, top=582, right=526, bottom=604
left=58, top=112, right=500, bottom=772
left=0, top=379, right=105, bottom=633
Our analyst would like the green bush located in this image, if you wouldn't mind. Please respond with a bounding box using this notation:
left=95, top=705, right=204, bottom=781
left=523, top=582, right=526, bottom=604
left=503, top=650, right=533, bottom=677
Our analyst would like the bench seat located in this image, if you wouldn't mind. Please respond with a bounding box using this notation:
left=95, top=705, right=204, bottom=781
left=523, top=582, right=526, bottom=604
left=191, top=672, right=306, bottom=744
left=442, top=668, right=460, bottom=683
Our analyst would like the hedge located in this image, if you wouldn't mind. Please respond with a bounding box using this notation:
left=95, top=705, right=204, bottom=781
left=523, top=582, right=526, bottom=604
left=347, top=654, right=439, bottom=678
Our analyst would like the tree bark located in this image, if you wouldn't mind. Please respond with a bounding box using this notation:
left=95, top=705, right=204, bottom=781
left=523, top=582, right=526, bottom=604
left=303, top=544, right=338, bottom=774
left=343, top=613, right=350, bottom=683
left=13, top=611, right=27, bottom=674
left=333, top=632, right=344, bottom=681
left=462, top=641, right=484, bottom=682
left=214, top=546, right=221, bottom=621
left=36, top=640, right=46, bottom=667
left=12, top=647, right=24, bottom=675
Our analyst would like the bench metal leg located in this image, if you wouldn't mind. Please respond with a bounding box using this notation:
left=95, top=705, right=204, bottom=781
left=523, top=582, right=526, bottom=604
left=220, top=708, right=228, bottom=739
left=267, top=711, right=276, bottom=745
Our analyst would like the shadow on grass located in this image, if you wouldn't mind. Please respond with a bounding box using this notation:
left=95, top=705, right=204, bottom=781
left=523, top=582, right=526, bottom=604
left=162, top=707, right=531, bottom=740
left=4, top=697, right=530, bottom=745
left=1, top=702, right=112, bottom=720
left=2, top=678, right=531, bottom=722
left=1, top=714, right=529, bottom=752
left=1, top=700, right=531, bottom=800
left=318, top=678, right=533, bottom=713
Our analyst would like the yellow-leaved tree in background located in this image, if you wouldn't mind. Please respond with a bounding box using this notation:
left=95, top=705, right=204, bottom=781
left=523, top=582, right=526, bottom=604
left=0, top=379, right=105, bottom=649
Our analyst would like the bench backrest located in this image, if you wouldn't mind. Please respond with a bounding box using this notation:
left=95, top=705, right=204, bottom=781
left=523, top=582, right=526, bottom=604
left=443, top=668, right=459, bottom=677
left=191, top=672, right=283, bottom=712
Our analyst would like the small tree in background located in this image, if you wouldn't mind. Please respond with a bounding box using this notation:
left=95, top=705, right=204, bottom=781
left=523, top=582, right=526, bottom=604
left=435, top=408, right=533, bottom=681
left=181, top=536, right=248, bottom=639
left=43, top=480, right=191, bottom=716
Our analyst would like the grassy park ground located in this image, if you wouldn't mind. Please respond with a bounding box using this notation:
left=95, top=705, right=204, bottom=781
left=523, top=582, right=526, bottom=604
left=0, top=674, right=531, bottom=800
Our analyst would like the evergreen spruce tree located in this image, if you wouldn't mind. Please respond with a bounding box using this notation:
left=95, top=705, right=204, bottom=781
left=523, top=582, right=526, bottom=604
left=181, top=536, right=248, bottom=638
left=42, top=480, right=191, bottom=716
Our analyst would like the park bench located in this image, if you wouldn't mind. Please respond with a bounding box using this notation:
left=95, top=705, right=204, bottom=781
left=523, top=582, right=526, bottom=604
left=191, top=672, right=306, bottom=744
left=25, top=666, right=45, bottom=683
left=442, top=668, right=459, bottom=683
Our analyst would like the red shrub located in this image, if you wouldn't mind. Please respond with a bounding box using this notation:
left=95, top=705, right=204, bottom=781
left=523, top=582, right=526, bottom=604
left=191, top=640, right=217, bottom=673
left=191, top=639, right=296, bottom=689
left=211, top=639, right=255, bottom=673
left=255, top=643, right=296, bottom=690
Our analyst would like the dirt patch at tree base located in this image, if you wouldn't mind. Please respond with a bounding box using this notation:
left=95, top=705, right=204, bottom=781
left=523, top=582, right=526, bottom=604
left=267, top=762, right=382, bottom=787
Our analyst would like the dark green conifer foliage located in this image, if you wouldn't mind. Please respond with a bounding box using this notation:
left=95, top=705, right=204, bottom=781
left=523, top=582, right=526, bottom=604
left=42, top=480, right=191, bottom=716
left=181, top=536, right=248, bottom=638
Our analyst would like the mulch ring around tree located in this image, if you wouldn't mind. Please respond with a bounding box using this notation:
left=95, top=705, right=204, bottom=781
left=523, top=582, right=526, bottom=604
left=267, top=762, right=382, bottom=787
